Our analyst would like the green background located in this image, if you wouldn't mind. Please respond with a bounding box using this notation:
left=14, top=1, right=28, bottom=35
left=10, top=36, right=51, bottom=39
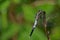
left=0, top=0, right=60, bottom=40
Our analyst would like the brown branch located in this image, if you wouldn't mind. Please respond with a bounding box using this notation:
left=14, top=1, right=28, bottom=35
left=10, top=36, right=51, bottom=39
left=43, top=12, right=50, bottom=40
left=8, top=2, right=25, bottom=40
left=8, top=3, right=18, bottom=40
left=8, top=3, right=17, bottom=23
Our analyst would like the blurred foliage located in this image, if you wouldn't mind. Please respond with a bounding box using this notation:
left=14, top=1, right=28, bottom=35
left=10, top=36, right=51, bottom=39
left=0, top=0, right=60, bottom=40
left=22, top=4, right=36, bottom=22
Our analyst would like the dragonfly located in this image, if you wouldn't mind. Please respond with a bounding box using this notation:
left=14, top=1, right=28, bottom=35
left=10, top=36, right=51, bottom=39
left=30, top=10, right=50, bottom=40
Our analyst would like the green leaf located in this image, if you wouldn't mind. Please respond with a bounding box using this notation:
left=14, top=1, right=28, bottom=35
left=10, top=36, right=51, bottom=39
left=30, top=27, right=47, bottom=40
left=18, top=24, right=47, bottom=40
left=22, top=0, right=35, bottom=4
left=18, top=24, right=31, bottom=40
left=1, top=9, right=8, bottom=30
left=0, top=0, right=10, bottom=10
left=12, top=0, right=21, bottom=4
left=50, top=26, right=60, bottom=40
left=1, top=23, right=20, bottom=40
left=22, top=5, right=36, bottom=22
left=57, top=0, right=60, bottom=6
left=1, top=0, right=10, bottom=30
